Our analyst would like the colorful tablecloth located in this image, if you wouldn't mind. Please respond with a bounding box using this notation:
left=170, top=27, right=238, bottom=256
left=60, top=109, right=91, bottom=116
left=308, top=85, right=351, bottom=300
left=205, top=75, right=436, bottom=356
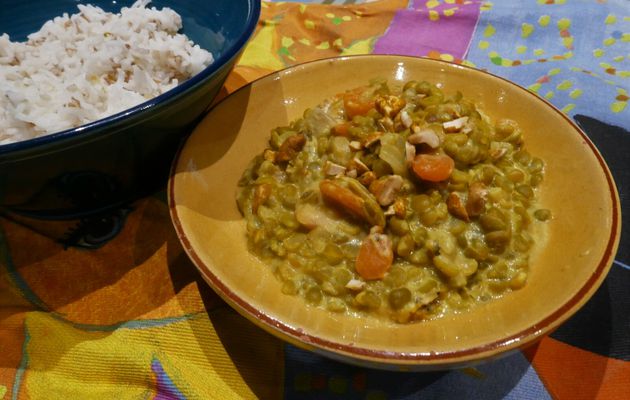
left=1, top=1, right=628, bottom=399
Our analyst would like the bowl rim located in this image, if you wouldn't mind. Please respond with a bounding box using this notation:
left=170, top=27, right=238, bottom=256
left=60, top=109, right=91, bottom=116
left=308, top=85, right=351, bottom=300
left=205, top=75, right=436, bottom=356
left=168, top=54, right=621, bottom=367
left=0, top=0, right=261, bottom=157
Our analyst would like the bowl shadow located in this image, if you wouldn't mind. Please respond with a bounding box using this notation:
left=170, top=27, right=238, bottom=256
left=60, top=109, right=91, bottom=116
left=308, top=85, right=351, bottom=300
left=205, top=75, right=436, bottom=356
left=172, top=82, right=291, bottom=223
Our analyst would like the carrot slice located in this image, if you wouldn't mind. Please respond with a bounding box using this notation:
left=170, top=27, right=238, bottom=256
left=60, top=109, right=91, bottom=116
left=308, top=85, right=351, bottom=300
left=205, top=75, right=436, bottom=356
left=343, top=91, right=374, bottom=119
left=355, top=231, right=393, bottom=280
left=332, top=122, right=350, bottom=137
left=319, top=180, right=367, bottom=220
left=411, top=153, right=455, bottom=182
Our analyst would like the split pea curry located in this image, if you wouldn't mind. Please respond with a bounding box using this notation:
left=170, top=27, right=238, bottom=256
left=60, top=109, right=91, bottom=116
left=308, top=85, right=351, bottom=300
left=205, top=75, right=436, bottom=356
left=236, top=79, right=550, bottom=323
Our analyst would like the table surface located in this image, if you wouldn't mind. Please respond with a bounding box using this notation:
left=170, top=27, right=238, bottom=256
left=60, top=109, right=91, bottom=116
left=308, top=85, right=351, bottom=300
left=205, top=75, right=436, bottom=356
left=1, top=0, right=628, bottom=399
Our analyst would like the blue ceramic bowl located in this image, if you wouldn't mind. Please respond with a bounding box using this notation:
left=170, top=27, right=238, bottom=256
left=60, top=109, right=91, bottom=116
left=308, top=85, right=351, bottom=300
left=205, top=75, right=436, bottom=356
left=0, top=0, right=260, bottom=219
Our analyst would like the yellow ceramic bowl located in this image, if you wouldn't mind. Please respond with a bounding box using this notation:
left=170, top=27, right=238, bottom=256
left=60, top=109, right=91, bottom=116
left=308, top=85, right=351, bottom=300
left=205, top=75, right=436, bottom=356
left=168, top=55, right=621, bottom=370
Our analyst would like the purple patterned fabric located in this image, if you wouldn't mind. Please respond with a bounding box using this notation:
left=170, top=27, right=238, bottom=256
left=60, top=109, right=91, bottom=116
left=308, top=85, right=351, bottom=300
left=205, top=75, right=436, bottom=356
left=374, top=0, right=481, bottom=58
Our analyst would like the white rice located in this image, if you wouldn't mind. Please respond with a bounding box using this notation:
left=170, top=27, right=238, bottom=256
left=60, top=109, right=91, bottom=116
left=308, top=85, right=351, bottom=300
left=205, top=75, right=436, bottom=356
left=0, top=0, right=213, bottom=145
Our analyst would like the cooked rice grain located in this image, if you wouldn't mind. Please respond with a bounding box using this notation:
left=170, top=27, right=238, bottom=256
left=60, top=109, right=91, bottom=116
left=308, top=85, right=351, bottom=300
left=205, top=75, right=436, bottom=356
left=0, top=0, right=213, bottom=144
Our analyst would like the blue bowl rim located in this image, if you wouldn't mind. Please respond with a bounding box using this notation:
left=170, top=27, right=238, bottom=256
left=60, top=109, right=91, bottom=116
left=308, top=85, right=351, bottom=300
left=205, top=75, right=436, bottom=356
left=0, top=0, right=261, bottom=157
